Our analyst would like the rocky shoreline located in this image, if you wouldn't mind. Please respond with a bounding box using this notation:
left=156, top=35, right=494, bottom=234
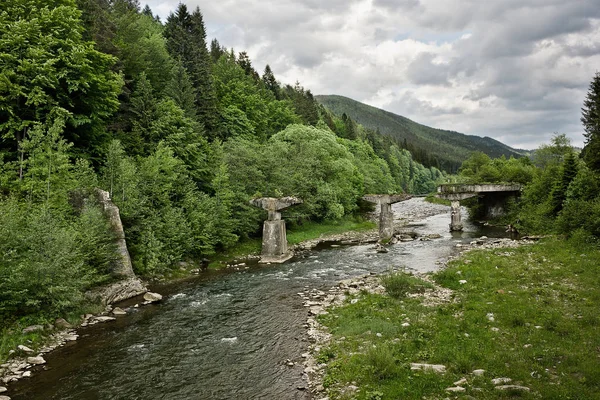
left=299, top=234, right=541, bottom=399
left=0, top=292, right=163, bottom=397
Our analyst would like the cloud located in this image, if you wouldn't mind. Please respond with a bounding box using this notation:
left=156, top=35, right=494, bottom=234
left=141, top=0, right=600, bottom=149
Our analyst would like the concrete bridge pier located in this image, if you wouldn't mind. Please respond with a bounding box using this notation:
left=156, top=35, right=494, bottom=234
left=363, top=194, right=411, bottom=241
left=250, top=197, right=302, bottom=263
left=450, top=201, right=463, bottom=231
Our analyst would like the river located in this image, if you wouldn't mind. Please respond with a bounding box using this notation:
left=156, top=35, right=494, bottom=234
left=8, top=199, right=511, bottom=399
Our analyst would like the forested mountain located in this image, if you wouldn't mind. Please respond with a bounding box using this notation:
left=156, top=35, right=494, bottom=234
left=0, top=0, right=447, bottom=324
left=316, top=95, right=524, bottom=172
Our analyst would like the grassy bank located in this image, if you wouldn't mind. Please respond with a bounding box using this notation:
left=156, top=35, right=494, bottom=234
left=317, top=236, right=600, bottom=399
left=424, top=194, right=451, bottom=206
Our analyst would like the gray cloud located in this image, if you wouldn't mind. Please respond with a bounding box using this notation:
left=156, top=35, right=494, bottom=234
left=141, top=0, right=600, bottom=149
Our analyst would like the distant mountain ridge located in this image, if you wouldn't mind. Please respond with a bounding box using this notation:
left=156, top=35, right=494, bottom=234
left=316, top=95, right=524, bottom=172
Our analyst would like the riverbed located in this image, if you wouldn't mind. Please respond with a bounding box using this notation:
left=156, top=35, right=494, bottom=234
left=7, top=199, right=510, bottom=399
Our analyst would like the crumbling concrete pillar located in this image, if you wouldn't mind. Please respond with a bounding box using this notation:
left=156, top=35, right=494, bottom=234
left=363, top=194, right=411, bottom=242
left=450, top=201, right=463, bottom=231
left=250, top=197, right=302, bottom=263
left=96, top=189, right=135, bottom=277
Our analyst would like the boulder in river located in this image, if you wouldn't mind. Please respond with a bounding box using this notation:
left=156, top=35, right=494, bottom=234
left=143, top=292, right=163, bottom=303
left=27, top=356, right=46, bottom=365
left=112, top=307, right=127, bottom=315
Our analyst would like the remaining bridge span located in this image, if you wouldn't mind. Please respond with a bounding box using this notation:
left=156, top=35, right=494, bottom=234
left=436, top=184, right=522, bottom=231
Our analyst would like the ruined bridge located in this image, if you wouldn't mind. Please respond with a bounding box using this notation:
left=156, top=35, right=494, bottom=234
left=436, top=184, right=522, bottom=231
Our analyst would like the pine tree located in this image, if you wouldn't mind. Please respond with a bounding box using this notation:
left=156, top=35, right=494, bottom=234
left=165, top=62, right=197, bottom=120
left=581, top=72, right=600, bottom=173
left=550, top=152, right=578, bottom=215
left=262, top=64, right=280, bottom=99
left=164, top=5, right=219, bottom=136
left=210, top=38, right=225, bottom=63
left=237, top=51, right=259, bottom=81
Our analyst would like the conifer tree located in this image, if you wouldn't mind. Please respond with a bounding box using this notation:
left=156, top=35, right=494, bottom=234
left=165, top=62, right=198, bottom=120
left=581, top=72, right=600, bottom=173
left=237, top=51, right=259, bottom=81
left=164, top=5, right=218, bottom=135
left=210, top=38, right=225, bottom=63
left=262, top=65, right=280, bottom=99
left=550, top=152, right=578, bottom=215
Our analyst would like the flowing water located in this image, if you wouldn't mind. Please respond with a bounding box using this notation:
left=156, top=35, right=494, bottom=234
left=8, top=199, right=511, bottom=399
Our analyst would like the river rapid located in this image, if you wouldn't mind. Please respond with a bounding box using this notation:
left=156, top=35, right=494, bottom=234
left=8, top=198, right=511, bottom=399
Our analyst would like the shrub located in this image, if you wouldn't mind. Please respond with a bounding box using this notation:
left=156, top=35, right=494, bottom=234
left=380, top=272, right=432, bottom=299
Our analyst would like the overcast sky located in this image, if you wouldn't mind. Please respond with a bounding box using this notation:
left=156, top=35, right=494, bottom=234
left=140, top=0, right=600, bottom=149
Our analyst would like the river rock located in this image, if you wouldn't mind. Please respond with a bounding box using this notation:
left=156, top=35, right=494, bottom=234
left=0, top=395, right=10, bottom=400
left=143, top=292, right=163, bottom=303
left=410, top=363, right=446, bottom=373
left=17, top=345, right=34, bottom=353
left=27, top=356, right=46, bottom=365
left=94, top=316, right=116, bottom=323
left=54, top=318, right=72, bottom=329
left=495, top=385, right=530, bottom=392
left=492, top=377, right=512, bottom=385
left=446, top=386, right=466, bottom=392
left=0, top=386, right=6, bottom=393
left=472, top=369, right=486, bottom=376
left=112, top=307, right=127, bottom=315
left=22, top=325, right=44, bottom=334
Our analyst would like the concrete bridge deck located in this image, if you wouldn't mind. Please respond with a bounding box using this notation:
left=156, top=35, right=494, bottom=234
left=436, top=183, right=522, bottom=231
left=437, top=184, right=522, bottom=201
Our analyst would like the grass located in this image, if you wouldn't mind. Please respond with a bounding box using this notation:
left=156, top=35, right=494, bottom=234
left=317, top=237, right=600, bottom=399
left=424, top=194, right=451, bottom=206
left=380, top=272, right=433, bottom=299
left=286, top=217, right=375, bottom=245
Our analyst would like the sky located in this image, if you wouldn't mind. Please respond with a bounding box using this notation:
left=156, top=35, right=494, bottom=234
left=140, top=0, right=600, bottom=150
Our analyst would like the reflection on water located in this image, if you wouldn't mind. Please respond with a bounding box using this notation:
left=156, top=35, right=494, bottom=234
left=9, top=203, right=510, bottom=399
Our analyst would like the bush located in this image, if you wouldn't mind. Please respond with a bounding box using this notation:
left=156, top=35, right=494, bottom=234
left=380, top=272, right=432, bottom=299
left=0, top=198, right=114, bottom=319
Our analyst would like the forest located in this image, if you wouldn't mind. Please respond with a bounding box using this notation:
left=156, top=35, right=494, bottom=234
left=0, top=0, right=445, bottom=325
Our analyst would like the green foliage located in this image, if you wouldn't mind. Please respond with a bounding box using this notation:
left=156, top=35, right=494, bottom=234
left=459, top=152, right=536, bottom=184
left=164, top=4, right=218, bottom=133
left=111, top=6, right=173, bottom=93
left=581, top=72, right=600, bottom=173
left=226, top=125, right=365, bottom=221
left=0, top=197, right=115, bottom=319
left=212, top=52, right=299, bottom=140
left=549, top=152, right=578, bottom=215
left=0, top=0, right=122, bottom=156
